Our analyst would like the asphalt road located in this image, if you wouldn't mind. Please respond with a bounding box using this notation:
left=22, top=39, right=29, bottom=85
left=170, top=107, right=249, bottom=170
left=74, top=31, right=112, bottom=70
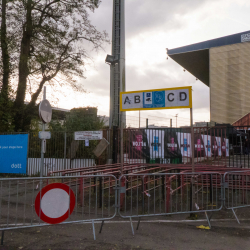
left=0, top=217, right=249, bottom=250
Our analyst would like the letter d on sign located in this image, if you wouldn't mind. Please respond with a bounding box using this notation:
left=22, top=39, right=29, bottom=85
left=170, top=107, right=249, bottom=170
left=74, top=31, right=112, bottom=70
left=179, top=92, right=187, bottom=101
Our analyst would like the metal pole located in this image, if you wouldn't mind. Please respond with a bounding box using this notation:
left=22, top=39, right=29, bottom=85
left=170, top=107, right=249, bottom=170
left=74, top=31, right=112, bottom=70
left=64, top=132, right=67, bottom=170
left=139, top=110, right=140, bottom=128
left=40, top=86, right=46, bottom=177
left=170, top=119, right=172, bottom=128
left=190, top=106, right=195, bottom=214
left=120, top=111, right=124, bottom=174
left=190, top=108, right=195, bottom=172
left=146, top=118, right=148, bottom=128
left=1, top=231, right=4, bottom=245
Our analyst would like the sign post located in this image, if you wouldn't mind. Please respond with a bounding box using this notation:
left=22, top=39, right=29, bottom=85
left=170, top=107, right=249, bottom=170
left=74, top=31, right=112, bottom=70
left=120, top=86, right=194, bottom=171
left=190, top=101, right=195, bottom=214
left=40, top=88, right=46, bottom=177
left=190, top=108, right=195, bottom=172
left=120, top=111, right=124, bottom=174
left=38, top=86, right=52, bottom=177
left=120, top=86, right=196, bottom=214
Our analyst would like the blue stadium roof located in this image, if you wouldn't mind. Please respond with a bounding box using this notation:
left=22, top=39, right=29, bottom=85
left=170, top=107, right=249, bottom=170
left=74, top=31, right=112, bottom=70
left=167, top=30, right=250, bottom=86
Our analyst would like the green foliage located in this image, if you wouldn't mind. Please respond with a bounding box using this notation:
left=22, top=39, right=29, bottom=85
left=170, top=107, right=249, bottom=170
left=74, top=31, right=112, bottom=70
left=0, top=88, right=15, bottom=132
left=29, top=118, right=41, bottom=133
left=45, top=107, right=105, bottom=160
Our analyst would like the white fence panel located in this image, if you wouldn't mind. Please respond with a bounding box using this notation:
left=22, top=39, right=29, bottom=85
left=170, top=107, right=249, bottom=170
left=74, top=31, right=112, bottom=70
left=27, top=158, right=96, bottom=176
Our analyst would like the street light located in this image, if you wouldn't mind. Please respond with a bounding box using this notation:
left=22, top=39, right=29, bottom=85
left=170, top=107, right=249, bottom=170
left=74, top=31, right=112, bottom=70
left=105, top=54, right=119, bottom=65
left=175, top=114, right=178, bottom=128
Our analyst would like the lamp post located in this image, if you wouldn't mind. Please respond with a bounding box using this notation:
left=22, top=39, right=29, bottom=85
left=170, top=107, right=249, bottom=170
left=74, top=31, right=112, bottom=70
left=175, top=114, right=178, bottom=128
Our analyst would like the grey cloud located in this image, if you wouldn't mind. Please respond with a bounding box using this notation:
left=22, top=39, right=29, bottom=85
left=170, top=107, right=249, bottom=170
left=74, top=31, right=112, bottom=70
left=126, top=62, right=209, bottom=110
left=88, top=1, right=113, bottom=38
left=126, top=0, right=218, bottom=37
left=81, top=57, right=209, bottom=112
left=80, top=0, right=213, bottom=114
left=79, top=58, right=110, bottom=96
left=89, top=0, right=219, bottom=41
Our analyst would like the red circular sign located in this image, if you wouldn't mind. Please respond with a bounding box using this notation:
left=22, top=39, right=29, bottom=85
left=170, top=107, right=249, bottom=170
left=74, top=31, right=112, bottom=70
left=35, top=183, right=75, bottom=224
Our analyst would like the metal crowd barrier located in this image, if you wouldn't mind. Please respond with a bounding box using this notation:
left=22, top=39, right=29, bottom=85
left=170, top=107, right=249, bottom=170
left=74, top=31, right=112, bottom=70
left=118, top=172, right=223, bottom=233
left=223, top=170, right=250, bottom=224
left=1, top=170, right=250, bottom=242
left=0, top=175, right=117, bottom=240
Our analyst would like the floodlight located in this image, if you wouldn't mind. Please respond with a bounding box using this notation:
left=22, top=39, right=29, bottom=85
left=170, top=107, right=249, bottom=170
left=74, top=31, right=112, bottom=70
left=105, top=54, right=119, bottom=65
left=105, top=55, right=114, bottom=64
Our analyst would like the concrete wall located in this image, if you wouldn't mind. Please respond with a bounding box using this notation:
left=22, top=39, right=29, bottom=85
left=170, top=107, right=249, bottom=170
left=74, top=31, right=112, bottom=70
left=210, top=42, right=250, bottom=124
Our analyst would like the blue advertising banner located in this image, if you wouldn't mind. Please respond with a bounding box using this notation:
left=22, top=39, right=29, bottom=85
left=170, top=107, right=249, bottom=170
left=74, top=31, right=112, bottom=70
left=0, top=134, right=29, bottom=174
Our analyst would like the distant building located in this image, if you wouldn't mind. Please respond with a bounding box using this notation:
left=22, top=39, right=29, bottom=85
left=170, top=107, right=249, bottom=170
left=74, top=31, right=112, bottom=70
left=232, top=112, right=250, bottom=128
left=37, top=106, right=107, bottom=129
left=168, top=30, right=250, bottom=125
left=194, top=122, right=209, bottom=127
left=140, top=124, right=169, bottom=129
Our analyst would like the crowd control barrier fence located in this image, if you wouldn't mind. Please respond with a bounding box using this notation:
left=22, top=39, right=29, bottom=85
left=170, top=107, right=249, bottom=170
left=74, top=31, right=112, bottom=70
left=223, top=170, right=250, bottom=223
left=118, top=172, right=223, bottom=232
left=0, top=175, right=118, bottom=241
left=1, top=170, right=250, bottom=243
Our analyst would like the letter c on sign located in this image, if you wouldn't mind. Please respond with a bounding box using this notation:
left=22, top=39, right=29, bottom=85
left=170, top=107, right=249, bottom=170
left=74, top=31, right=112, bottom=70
left=167, top=93, right=174, bottom=102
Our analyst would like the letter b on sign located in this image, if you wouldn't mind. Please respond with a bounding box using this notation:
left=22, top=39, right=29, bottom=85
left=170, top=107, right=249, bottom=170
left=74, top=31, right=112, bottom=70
left=134, top=95, right=140, bottom=103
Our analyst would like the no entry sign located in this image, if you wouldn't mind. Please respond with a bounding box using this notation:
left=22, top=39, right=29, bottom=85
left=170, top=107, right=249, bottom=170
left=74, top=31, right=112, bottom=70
left=35, top=183, right=75, bottom=224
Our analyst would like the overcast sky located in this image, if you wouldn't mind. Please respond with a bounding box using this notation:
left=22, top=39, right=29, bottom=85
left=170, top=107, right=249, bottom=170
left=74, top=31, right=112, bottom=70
left=49, top=0, right=250, bottom=127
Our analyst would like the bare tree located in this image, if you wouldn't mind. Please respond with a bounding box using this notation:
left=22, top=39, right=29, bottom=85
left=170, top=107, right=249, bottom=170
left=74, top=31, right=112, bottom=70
left=0, top=0, right=109, bottom=131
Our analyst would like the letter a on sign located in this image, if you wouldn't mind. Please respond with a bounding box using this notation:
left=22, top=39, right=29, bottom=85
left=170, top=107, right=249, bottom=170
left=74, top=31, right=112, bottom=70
left=124, top=96, right=131, bottom=104
left=121, top=92, right=143, bottom=110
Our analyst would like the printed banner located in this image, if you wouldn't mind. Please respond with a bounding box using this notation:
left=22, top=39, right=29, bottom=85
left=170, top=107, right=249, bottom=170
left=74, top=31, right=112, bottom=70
left=176, top=132, right=192, bottom=157
left=201, top=135, right=212, bottom=157
left=216, top=137, right=222, bottom=157
left=194, top=133, right=205, bottom=157
left=221, top=138, right=229, bottom=157
left=0, top=134, right=28, bottom=174
left=146, top=130, right=165, bottom=159
left=164, top=132, right=181, bottom=158
left=211, top=136, right=219, bottom=157
left=127, top=130, right=149, bottom=159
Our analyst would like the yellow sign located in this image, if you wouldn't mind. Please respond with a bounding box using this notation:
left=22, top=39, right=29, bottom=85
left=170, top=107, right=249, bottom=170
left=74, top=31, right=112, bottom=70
left=120, top=86, right=192, bottom=111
